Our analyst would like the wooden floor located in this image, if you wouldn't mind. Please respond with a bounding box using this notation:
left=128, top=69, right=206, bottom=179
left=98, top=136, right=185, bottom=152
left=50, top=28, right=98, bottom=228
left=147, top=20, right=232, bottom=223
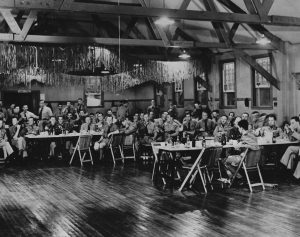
left=0, top=160, right=300, bottom=237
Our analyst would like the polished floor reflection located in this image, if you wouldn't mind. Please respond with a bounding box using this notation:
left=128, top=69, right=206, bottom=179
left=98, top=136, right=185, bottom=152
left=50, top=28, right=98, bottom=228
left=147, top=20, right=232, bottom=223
left=0, top=161, right=299, bottom=237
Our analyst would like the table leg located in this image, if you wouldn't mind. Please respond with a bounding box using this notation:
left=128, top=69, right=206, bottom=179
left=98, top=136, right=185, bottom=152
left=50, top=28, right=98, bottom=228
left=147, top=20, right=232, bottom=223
left=179, top=149, right=205, bottom=192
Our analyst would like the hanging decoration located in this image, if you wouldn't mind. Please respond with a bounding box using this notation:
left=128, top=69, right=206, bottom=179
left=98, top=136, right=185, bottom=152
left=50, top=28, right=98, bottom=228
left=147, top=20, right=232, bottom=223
left=0, top=43, right=204, bottom=92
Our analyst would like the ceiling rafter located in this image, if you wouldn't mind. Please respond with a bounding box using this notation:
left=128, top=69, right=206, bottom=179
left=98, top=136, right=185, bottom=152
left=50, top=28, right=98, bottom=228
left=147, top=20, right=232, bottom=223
left=233, top=48, right=280, bottom=90
left=217, top=0, right=284, bottom=51
left=252, top=0, right=274, bottom=20
left=203, top=0, right=231, bottom=46
left=138, top=0, right=170, bottom=47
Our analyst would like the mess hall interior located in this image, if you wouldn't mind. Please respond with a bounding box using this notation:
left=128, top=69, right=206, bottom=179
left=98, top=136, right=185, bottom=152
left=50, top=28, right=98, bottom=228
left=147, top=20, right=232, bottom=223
left=0, top=0, right=300, bottom=236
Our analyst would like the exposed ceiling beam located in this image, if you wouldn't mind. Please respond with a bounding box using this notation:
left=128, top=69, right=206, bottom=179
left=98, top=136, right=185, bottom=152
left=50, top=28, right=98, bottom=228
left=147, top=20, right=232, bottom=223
left=122, top=17, right=138, bottom=38
left=233, top=48, right=280, bottom=90
left=0, top=9, right=22, bottom=34
left=0, top=33, right=275, bottom=50
left=229, top=23, right=239, bottom=41
left=138, top=0, right=170, bottom=47
left=243, top=0, right=257, bottom=14
left=252, top=0, right=274, bottom=19
left=20, top=10, right=37, bottom=39
left=217, top=0, right=284, bottom=51
left=203, top=0, right=231, bottom=46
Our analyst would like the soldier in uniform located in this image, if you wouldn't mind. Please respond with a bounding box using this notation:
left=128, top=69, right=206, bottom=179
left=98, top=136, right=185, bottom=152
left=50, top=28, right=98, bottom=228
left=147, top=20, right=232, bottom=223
left=95, top=116, right=119, bottom=160
left=164, top=113, right=180, bottom=142
left=182, top=112, right=197, bottom=140
left=213, top=115, right=231, bottom=141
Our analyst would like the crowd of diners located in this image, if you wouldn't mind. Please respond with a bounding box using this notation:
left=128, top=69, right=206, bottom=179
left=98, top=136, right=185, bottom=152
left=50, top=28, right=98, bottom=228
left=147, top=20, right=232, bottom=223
left=0, top=98, right=300, bottom=180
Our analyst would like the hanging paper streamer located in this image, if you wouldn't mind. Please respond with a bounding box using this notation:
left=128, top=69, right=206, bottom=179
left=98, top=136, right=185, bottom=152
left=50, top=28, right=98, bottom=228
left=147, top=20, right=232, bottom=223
left=0, top=43, right=204, bottom=92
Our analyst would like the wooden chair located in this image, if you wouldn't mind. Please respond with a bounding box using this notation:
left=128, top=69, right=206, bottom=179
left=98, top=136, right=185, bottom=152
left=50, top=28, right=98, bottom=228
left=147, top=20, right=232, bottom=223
left=109, top=133, right=124, bottom=164
left=122, top=134, right=136, bottom=162
left=151, top=142, right=165, bottom=183
left=70, top=134, right=93, bottom=166
left=179, top=147, right=222, bottom=193
left=229, top=149, right=265, bottom=192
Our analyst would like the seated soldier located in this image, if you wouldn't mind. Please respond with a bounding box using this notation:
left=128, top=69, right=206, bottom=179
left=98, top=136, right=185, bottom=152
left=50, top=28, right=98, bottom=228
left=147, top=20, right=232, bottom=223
left=137, top=113, right=157, bottom=146
left=45, top=116, right=62, bottom=157
left=227, top=116, right=242, bottom=140
left=182, top=112, right=197, bottom=141
left=9, top=117, right=27, bottom=158
left=224, top=120, right=260, bottom=180
left=280, top=116, right=300, bottom=178
left=0, top=119, right=14, bottom=159
left=258, top=114, right=282, bottom=138
left=80, top=116, right=96, bottom=133
left=196, top=111, right=215, bottom=137
left=213, top=115, right=231, bottom=141
left=64, top=112, right=76, bottom=133
left=24, top=117, right=39, bottom=135
left=164, top=113, right=180, bottom=142
left=94, top=116, right=119, bottom=160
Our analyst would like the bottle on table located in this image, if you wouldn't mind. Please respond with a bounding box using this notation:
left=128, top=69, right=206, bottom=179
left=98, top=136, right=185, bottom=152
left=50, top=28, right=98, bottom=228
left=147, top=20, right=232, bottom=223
left=185, top=135, right=191, bottom=148
left=272, top=132, right=276, bottom=143
left=175, top=135, right=180, bottom=145
left=221, top=133, right=227, bottom=146
left=202, top=136, right=206, bottom=148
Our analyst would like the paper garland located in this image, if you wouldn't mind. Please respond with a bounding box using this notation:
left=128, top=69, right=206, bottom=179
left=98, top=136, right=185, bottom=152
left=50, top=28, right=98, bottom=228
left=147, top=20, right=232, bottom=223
left=0, top=44, right=204, bottom=92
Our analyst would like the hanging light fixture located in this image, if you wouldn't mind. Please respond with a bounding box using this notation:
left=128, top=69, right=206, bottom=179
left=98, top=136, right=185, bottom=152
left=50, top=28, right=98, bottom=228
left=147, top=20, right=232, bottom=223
left=154, top=0, right=174, bottom=27
left=256, top=34, right=271, bottom=45
left=178, top=50, right=191, bottom=59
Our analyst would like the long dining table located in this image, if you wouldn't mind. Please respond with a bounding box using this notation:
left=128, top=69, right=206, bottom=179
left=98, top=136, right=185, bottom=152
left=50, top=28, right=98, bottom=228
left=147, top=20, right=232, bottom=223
left=153, top=138, right=300, bottom=191
left=25, top=132, right=103, bottom=159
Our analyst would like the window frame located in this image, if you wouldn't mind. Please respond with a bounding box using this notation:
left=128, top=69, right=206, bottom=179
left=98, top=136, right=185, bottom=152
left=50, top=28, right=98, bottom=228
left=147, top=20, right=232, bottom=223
left=219, top=59, right=237, bottom=109
left=172, top=80, right=184, bottom=108
left=251, top=54, right=273, bottom=110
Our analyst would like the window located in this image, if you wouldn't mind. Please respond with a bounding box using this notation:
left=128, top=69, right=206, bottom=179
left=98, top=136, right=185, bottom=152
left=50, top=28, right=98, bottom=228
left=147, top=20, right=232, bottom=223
left=221, top=61, right=236, bottom=107
left=173, top=79, right=184, bottom=107
left=252, top=56, right=272, bottom=107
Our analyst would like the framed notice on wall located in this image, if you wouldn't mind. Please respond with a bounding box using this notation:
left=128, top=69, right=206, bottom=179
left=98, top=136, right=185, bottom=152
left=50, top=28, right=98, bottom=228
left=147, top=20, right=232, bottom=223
left=85, top=77, right=103, bottom=107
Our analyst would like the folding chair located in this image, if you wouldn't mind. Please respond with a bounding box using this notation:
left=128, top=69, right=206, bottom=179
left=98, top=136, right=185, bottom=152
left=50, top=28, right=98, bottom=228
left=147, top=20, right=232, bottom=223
left=179, top=147, right=222, bottom=193
left=229, top=149, right=265, bottom=192
left=109, top=133, right=124, bottom=164
left=70, top=134, right=93, bottom=166
left=151, top=142, right=165, bottom=183
left=122, top=134, right=136, bottom=162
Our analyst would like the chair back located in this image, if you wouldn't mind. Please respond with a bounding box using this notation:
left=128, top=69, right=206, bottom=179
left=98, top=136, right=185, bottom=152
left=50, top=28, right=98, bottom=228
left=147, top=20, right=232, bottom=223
left=151, top=142, right=164, bottom=160
left=78, top=134, right=92, bottom=150
left=200, top=146, right=223, bottom=168
left=123, top=134, right=135, bottom=146
left=244, top=149, right=262, bottom=168
left=110, top=134, right=124, bottom=148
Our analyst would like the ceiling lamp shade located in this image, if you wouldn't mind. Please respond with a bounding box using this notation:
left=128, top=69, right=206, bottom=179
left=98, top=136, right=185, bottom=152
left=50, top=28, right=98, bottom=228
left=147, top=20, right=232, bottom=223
left=178, top=50, right=191, bottom=59
left=154, top=17, right=175, bottom=27
left=256, top=34, right=271, bottom=45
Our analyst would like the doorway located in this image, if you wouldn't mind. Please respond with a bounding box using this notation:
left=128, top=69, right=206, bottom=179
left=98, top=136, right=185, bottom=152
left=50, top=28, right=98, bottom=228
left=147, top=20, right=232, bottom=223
left=2, top=90, right=40, bottom=114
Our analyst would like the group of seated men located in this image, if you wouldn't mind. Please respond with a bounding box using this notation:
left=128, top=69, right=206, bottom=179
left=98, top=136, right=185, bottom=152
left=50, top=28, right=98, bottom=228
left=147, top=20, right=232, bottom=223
left=0, top=98, right=300, bottom=180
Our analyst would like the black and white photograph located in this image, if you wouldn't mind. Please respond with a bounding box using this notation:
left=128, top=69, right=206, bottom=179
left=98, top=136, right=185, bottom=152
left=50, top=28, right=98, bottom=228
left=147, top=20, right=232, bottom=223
left=0, top=0, right=299, bottom=236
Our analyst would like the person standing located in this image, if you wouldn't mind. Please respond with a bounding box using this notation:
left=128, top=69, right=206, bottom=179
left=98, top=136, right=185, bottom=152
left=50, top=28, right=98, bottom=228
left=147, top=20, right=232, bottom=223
left=117, top=100, right=128, bottom=122
left=147, top=100, right=160, bottom=119
left=191, top=101, right=203, bottom=120
left=38, top=100, right=53, bottom=131
left=20, top=105, right=38, bottom=124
